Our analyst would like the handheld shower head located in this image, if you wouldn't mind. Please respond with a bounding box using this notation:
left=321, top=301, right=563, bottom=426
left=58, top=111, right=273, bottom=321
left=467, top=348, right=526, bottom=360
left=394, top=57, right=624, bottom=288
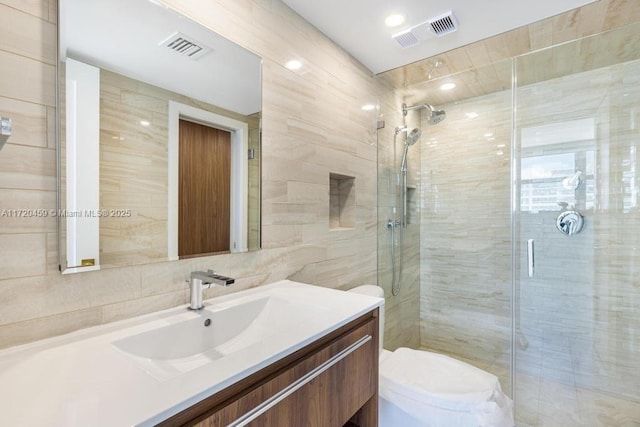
left=400, top=128, right=421, bottom=172
left=406, top=128, right=422, bottom=146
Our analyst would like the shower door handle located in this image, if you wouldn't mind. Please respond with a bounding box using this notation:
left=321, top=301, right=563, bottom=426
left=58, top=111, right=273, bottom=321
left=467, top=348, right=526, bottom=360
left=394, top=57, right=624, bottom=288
left=527, top=239, right=535, bottom=278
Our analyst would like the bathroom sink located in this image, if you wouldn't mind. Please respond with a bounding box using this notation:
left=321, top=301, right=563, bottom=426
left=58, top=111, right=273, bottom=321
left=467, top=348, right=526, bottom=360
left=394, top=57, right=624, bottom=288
left=0, top=280, right=384, bottom=426
left=112, top=294, right=325, bottom=380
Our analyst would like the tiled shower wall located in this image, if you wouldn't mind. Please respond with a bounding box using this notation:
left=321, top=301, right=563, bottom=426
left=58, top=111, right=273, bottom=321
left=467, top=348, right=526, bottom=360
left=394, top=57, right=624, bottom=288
left=0, top=0, right=391, bottom=349
left=377, top=98, right=421, bottom=351
left=419, top=53, right=640, bottom=408
left=419, top=87, right=513, bottom=389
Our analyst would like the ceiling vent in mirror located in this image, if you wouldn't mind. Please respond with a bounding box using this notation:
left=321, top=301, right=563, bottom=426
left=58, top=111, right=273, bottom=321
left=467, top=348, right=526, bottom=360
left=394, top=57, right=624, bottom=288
left=159, top=32, right=211, bottom=59
left=428, top=11, right=458, bottom=37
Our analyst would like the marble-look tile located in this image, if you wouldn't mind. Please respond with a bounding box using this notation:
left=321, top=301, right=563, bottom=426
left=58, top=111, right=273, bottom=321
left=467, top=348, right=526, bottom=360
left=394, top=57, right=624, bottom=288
left=102, top=290, right=187, bottom=324
left=46, top=232, right=56, bottom=275
left=1, top=0, right=50, bottom=19
left=0, top=4, right=56, bottom=64
left=0, top=144, right=55, bottom=191
left=0, top=188, right=56, bottom=235
left=0, top=97, right=49, bottom=148
left=418, top=89, right=512, bottom=372
left=0, top=234, right=46, bottom=280
left=0, top=50, right=55, bottom=107
left=577, top=388, right=640, bottom=427
left=0, top=308, right=103, bottom=350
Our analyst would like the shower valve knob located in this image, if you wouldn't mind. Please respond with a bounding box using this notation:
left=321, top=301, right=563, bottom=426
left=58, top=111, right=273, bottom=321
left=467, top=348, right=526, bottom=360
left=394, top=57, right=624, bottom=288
left=556, top=210, right=585, bottom=236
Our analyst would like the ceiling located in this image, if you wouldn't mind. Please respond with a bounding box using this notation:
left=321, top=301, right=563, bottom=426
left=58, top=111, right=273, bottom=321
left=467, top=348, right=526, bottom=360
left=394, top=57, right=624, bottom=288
left=61, top=0, right=262, bottom=115
left=281, top=0, right=598, bottom=74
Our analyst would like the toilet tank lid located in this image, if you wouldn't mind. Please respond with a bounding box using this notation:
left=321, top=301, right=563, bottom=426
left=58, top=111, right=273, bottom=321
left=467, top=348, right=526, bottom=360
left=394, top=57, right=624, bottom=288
left=348, top=285, right=385, bottom=298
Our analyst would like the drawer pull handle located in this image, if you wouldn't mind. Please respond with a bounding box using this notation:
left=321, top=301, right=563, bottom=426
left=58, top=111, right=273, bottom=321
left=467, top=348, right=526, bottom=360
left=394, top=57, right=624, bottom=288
left=228, top=334, right=372, bottom=427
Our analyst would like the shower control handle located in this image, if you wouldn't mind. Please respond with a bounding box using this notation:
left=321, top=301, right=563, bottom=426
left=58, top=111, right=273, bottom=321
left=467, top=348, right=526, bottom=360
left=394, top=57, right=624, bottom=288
left=556, top=210, right=585, bottom=236
left=387, top=218, right=401, bottom=229
left=527, top=239, right=534, bottom=278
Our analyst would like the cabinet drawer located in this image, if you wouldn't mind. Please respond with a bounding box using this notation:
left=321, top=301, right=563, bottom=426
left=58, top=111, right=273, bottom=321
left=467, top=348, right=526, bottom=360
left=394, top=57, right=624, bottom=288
left=198, top=318, right=376, bottom=426
left=180, top=313, right=378, bottom=427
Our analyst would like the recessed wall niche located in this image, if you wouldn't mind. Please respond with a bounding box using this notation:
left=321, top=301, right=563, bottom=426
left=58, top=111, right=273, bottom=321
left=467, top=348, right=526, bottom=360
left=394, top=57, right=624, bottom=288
left=329, top=173, right=356, bottom=230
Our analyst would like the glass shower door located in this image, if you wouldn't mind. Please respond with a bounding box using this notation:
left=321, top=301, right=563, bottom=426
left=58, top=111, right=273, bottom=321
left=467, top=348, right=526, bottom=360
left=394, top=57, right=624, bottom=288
left=513, top=23, right=640, bottom=426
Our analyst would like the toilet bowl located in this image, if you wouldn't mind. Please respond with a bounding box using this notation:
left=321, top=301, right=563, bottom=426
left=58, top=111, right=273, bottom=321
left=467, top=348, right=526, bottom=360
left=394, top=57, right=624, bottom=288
left=348, top=285, right=514, bottom=427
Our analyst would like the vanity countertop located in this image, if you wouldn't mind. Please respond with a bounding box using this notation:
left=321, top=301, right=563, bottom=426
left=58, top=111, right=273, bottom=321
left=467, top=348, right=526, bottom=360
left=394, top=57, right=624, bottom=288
left=0, top=280, right=383, bottom=426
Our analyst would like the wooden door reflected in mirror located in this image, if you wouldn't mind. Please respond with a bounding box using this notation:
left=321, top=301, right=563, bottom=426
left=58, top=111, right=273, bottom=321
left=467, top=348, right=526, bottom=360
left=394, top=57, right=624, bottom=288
left=178, top=120, right=231, bottom=257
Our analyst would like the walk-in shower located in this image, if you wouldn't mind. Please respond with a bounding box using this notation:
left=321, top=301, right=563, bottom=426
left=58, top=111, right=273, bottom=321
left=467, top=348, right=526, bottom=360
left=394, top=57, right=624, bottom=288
left=389, top=103, right=446, bottom=296
left=377, top=19, right=640, bottom=426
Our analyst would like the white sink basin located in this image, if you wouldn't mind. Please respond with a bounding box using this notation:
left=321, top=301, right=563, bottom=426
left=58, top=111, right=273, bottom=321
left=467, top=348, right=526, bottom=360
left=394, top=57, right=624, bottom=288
left=0, top=280, right=384, bottom=427
left=112, top=294, right=326, bottom=380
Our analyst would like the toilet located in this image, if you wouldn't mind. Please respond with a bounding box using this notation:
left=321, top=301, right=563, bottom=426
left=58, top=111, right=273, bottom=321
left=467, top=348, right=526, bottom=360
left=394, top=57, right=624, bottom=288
left=348, top=285, right=514, bottom=427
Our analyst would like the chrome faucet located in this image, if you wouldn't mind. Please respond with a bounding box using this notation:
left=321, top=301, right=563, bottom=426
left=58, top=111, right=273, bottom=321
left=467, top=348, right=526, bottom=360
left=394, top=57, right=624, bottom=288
left=187, top=270, right=235, bottom=310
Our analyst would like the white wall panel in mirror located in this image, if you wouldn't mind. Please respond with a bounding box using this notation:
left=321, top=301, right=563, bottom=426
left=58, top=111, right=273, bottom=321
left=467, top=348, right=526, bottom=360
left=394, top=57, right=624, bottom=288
left=57, top=0, right=262, bottom=273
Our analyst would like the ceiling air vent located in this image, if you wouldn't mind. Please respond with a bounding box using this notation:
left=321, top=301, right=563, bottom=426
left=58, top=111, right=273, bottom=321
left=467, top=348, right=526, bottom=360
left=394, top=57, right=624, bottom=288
left=392, top=28, right=420, bottom=49
left=428, top=11, right=458, bottom=37
left=392, top=11, right=458, bottom=49
left=159, top=32, right=211, bottom=59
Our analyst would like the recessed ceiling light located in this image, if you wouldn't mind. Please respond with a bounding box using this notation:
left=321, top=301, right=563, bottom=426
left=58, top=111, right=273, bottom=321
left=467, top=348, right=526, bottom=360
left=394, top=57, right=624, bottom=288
left=361, top=104, right=376, bottom=111
left=484, top=132, right=494, bottom=138
left=465, top=112, right=479, bottom=119
left=385, top=14, right=405, bottom=28
left=440, top=82, right=456, bottom=91
left=285, top=59, right=302, bottom=70
left=140, top=120, right=151, bottom=127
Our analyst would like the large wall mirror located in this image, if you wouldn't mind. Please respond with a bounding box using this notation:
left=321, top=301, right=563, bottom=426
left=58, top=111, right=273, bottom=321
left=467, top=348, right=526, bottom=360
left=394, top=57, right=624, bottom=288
left=58, top=0, right=262, bottom=274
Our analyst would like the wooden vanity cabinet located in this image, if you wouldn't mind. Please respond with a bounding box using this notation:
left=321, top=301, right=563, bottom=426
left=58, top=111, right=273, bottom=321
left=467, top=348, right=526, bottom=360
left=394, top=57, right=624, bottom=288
left=158, top=309, right=379, bottom=427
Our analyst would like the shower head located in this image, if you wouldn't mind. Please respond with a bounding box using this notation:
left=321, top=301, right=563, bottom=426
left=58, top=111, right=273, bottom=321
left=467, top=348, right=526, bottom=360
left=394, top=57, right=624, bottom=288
left=428, top=107, right=446, bottom=125
left=402, top=102, right=447, bottom=125
left=406, top=128, right=421, bottom=146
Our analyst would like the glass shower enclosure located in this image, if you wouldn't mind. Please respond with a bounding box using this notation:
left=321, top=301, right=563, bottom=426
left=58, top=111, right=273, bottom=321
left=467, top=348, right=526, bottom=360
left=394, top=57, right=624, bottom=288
left=513, top=22, right=640, bottom=425
left=377, top=21, right=640, bottom=426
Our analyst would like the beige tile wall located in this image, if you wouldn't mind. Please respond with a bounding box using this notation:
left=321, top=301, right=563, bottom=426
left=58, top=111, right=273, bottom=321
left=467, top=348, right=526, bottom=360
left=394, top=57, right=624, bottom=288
left=0, top=0, right=389, bottom=349
left=418, top=87, right=513, bottom=386
left=248, top=113, right=261, bottom=251
left=376, top=94, right=422, bottom=351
